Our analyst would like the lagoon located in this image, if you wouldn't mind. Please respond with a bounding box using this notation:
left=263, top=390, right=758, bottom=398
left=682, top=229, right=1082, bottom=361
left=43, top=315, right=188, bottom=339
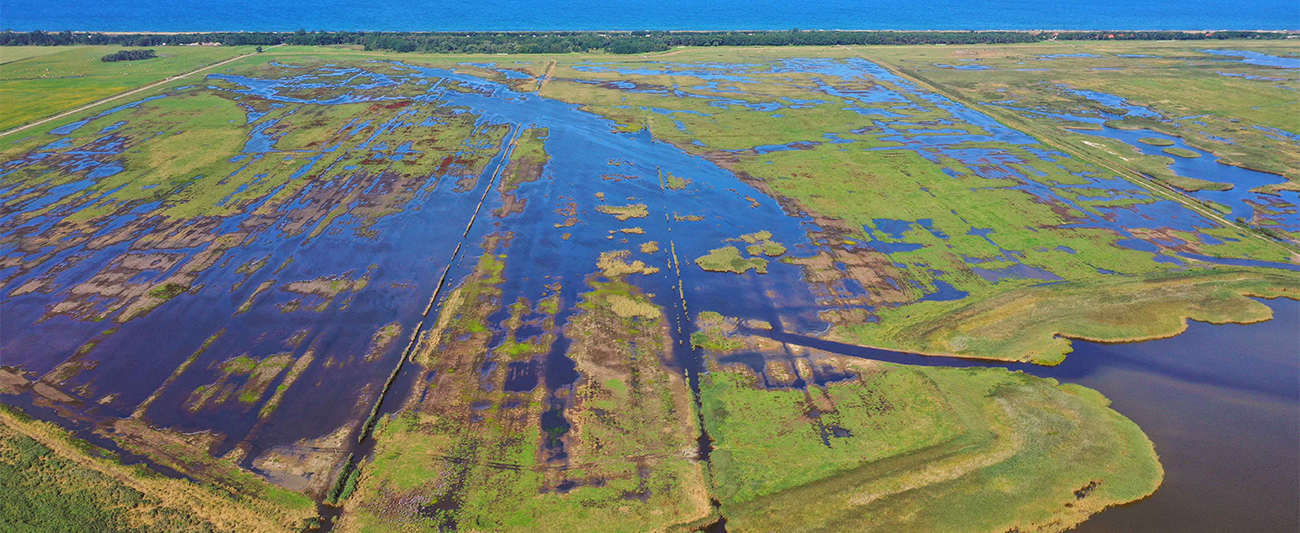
left=751, top=298, right=1300, bottom=532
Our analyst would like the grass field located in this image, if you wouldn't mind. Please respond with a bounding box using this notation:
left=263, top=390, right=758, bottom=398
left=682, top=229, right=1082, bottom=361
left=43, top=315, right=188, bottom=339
left=0, top=44, right=253, bottom=131
left=0, top=45, right=86, bottom=64
left=0, top=406, right=317, bottom=533
left=701, top=356, right=1162, bottom=532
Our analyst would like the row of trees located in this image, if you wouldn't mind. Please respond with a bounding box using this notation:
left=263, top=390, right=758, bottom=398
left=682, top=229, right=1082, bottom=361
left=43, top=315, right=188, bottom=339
left=1, top=29, right=1289, bottom=55
left=100, top=49, right=156, bottom=62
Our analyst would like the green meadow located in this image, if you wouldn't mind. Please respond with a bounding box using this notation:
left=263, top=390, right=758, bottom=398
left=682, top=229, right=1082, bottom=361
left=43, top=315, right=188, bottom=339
left=0, top=44, right=253, bottom=131
left=702, top=358, right=1161, bottom=532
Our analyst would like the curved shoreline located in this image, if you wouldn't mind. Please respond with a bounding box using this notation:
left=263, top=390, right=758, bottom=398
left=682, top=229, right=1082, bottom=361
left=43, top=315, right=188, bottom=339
left=815, top=292, right=1293, bottom=367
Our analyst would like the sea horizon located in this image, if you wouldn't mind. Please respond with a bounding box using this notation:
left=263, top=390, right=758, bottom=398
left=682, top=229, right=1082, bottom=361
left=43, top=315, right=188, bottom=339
left=2, top=0, right=1296, bottom=33
left=7, top=28, right=1300, bottom=34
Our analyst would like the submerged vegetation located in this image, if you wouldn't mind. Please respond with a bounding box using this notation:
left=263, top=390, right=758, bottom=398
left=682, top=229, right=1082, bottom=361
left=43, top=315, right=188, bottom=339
left=342, top=241, right=710, bottom=531
left=0, top=39, right=1296, bottom=533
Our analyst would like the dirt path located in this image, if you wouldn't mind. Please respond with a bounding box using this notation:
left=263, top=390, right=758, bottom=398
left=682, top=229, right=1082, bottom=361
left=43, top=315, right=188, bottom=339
left=536, top=59, right=557, bottom=93
left=0, top=46, right=273, bottom=138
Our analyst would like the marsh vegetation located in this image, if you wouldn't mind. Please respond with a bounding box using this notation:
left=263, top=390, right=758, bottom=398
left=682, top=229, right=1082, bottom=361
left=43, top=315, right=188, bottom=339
left=0, top=39, right=1295, bottom=532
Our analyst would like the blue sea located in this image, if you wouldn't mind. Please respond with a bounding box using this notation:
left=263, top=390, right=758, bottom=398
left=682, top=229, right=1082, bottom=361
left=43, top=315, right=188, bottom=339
left=1, top=0, right=1296, bottom=32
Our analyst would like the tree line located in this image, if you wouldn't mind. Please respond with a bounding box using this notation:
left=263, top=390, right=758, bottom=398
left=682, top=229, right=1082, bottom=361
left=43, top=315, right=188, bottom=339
left=1, top=29, right=1289, bottom=55
left=100, top=49, right=156, bottom=62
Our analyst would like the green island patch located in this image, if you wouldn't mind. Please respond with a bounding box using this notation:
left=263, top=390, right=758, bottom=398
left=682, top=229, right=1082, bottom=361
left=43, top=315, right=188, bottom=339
left=1136, top=137, right=1175, bottom=146
left=595, top=203, right=649, bottom=221
left=1162, top=146, right=1202, bottom=158
left=696, top=246, right=769, bottom=274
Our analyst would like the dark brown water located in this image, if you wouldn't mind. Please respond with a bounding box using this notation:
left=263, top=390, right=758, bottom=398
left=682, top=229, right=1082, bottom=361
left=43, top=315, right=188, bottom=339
left=759, top=297, right=1300, bottom=532
left=1067, top=298, right=1299, bottom=532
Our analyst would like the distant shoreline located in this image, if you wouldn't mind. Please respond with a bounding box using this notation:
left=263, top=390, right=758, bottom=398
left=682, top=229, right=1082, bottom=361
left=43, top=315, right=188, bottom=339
left=9, top=29, right=1299, bottom=35
left=4, top=29, right=1294, bottom=56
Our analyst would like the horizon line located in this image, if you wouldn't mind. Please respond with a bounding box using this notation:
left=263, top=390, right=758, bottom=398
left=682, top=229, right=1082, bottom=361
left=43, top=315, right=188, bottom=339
left=5, top=28, right=1299, bottom=34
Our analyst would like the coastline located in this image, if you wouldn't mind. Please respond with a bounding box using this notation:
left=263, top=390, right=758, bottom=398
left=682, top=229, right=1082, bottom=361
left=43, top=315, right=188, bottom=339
left=8, top=28, right=1299, bottom=36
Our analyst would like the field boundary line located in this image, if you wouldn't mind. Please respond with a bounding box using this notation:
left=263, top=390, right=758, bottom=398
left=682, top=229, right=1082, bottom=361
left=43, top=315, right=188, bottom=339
left=536, top=59, right=557, bottom=93
left=852, top=48, right=1297, bottom=258
left=0, top=45, right=277, bottom=139
left=355, top=124, right=524, bottom=445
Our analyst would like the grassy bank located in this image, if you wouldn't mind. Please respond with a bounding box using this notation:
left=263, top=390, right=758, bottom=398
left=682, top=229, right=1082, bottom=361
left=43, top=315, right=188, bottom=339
left=835, top=269, right=1298, bottom=364
left=701, top=357, right=1162, bottom=532
left=0, top=406, right=317, bottom=532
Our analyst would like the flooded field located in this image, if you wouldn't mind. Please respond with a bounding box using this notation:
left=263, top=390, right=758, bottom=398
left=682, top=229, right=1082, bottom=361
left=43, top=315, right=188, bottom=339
left=1, top=42, right=1297, bottom=532
left=1, top=56, right=818, bottom=502
left=988, top=79, right=1298, bottom=232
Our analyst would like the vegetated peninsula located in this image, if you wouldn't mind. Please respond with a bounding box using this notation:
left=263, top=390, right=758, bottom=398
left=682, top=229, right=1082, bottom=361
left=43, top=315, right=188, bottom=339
left=0, top=36, right=1296, bottom=532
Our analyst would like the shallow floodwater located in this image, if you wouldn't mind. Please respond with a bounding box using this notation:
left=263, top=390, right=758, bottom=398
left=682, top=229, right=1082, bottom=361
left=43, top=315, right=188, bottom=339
left=1075, top=125, right=1299, bottom=230
left=0, top=59, right=821, bottom=474
left=1201, top=49, right=1300, bottom=69
left=999, top=86, right=1299, bottom=230
left=1, top=54, right=1219, bottom=468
